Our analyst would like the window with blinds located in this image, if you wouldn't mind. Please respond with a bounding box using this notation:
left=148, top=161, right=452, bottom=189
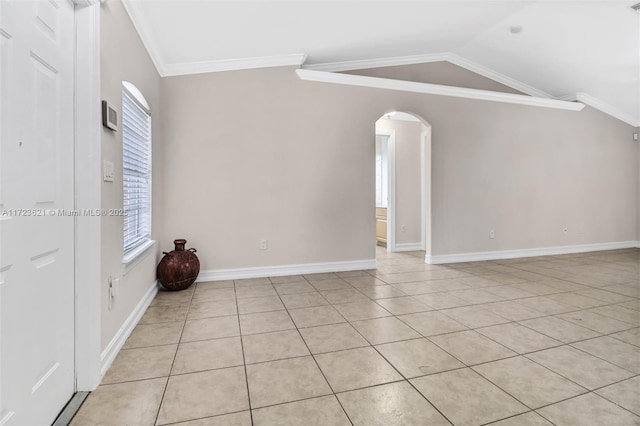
left=122, top=86, right=152, bottom=253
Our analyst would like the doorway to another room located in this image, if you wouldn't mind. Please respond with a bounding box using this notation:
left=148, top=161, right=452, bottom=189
left=374, top=112, right=431, bottom=260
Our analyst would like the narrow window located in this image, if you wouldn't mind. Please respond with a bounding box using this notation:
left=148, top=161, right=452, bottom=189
left=122, top=82, right=151, bottom=253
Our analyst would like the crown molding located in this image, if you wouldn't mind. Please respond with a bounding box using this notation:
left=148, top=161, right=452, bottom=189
left=121, top=0, right=165, bottom=77
left=162, top=53, right=308, bottom=77
left=296, top=69, right=585, bottom=111
left=303, top=52, right=553, bottom=99
left=444, top=53, right=554, bottom=99
left=303, top=53, right=451, bottom=72
left=559, top=92, right=640, bottom=127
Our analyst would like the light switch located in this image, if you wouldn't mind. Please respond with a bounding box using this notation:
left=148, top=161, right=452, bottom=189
left=103, top=160, right=114, bottom=182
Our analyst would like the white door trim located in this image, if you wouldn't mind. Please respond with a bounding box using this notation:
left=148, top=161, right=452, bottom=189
left=377, top=121, right=431, bottom=255
left=376, top=130, right=396, bottom=252
left=421, top=127, right=432, bottom=254
left=419, top=130, right=426, bottom=251
left=74, top=1, right=102, bottom=391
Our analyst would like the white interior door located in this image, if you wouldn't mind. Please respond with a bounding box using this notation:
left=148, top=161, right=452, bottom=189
left=0, top=1, right=76, bottom=424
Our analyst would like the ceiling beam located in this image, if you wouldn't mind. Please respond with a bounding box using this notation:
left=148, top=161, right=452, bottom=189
left=303, top=52, right=553, bottom=99
left=296, top=69, right=585, bottom=111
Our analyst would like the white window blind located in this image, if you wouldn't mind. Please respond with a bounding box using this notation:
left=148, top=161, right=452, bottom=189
left=122, top=89, right=152, bottom=252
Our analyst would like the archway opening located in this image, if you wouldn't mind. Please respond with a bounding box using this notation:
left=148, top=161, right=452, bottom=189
left=374, top=111, right=431, bottom=261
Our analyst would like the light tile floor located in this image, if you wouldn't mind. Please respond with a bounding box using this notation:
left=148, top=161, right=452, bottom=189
left=72, top=248, right=640, bottom=425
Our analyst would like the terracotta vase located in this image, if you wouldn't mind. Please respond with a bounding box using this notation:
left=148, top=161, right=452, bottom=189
left=157, top=239, right=200, bottom=291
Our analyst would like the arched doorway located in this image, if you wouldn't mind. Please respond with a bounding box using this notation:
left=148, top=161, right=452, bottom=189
left=374, top=111, right=432, bottom=259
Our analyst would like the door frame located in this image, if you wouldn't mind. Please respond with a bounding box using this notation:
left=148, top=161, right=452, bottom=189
left=376, top=129, right=396, bottom=252
left=376, top=116, right=431, bottom=255
left=420, top=127, right=431, bottom=253
left=73, top=0, right=102, bottom=391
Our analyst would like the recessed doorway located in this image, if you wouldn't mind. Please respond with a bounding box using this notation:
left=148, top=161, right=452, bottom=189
left=374, top=111, right=431, bottom=256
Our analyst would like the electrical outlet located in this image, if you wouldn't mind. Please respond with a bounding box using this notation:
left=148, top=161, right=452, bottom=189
left=259, top=239, right=268, bottom=250
left=489, top=229, right=495, bottom=239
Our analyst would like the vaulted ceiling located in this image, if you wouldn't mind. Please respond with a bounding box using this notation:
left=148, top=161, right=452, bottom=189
left=122, top=1, right=640, bottom=126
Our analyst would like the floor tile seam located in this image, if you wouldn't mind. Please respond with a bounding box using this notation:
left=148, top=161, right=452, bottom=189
left=590, top=376, right=640, bottom=419
left=187, top=310, right=241, bottom=321
left=608, top=331, right=640, bottom=348
left=249, top=392, right=345, bottom=417
left=149, top=253, right=636, bottom=420
left=584, top=308, right=640, bottom=326
left=236, top=306, right=287, bottom=316
left=179, top=331, right=242, bottom=344
left=293, top=318, right=348, bottom=329
left=345, top=371, right=458, bottom=426
left=469, top=362, right=591, bottom=409
left=424, top=333, right=521, bottom=369
left=139, top=317, right=192, bottom=326
left=393, top=309, right=470, bottom=336
left=506, top=261, right=614, bottom=283
left=376, top=360, right=471, bottom=381
left=364, top=292, right=620, bottom=340
left=476, top=409, right=543, bottom=426
left=473, top=326, right=566, bottom=354
left=436, top=306, right=515, bottom=328
left=435, top=321, right=528, bottom=358
left=521, top=349, right=629, bottom=392
left=576, top=323, right=640, bottom=340
left=347, top=312, right=425, bottom=346
left=589, top=373, right=640, bottom=394
left=425, top=331, right=480, bottom=368
left=156, top=408, right=250, bottom=426
left=531, top=388, right=640, bottom=423
left=347, top=325, right=425, bottom=347
left=272, top=286, right=356, bottom=425
left=520, top=311, right=622, bottom=334
left=274, top=289, right=320, bottom=296
left=363, top=335, right=460, bottom=426
left=461, top=360, right=590, bottom=414
left=514, top=316, right=605, bottom=344
left=152, top=283, right=197, bottom=426
left=566, top=341, right=640, bottom=376
left=330, top=377, right=408, bottom=395
left=406, top=368, right=507, bottom=426
left=232, top=282, right=256, bottom=425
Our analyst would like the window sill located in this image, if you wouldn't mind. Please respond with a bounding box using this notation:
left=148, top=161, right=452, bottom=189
left=122, top=239, right=156, bottom=276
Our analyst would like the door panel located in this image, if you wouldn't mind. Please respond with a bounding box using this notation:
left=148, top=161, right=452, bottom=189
left=0, top=1, right=76, bottom=424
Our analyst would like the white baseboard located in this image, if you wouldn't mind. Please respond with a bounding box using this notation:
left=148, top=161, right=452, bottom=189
left=196, top=259, right=377, bottom=282
left=100, top=281, right=159, bottom=376
left=426, top=241, right=639, bottom=264
left=394, top=242, right=424, bottom=252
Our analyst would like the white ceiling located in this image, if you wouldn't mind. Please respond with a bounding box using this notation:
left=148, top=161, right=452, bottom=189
left=122, top=1, right=640, bottom=126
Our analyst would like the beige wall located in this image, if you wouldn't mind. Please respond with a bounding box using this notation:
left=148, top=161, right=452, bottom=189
left=375, top=119, right=425, bottom=246
left=160, top=65, right=637, bottom=271
left=100, top=0, right=163, bottom=351
left=345, top=61, right=523, bottom=94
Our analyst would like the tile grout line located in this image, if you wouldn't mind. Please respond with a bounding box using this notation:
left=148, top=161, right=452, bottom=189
left=153, top=284, right=197, bottom=426
left=105, top=249, right=637, bottom=425
left=266, top=275, right=356, bottom=426
left=232, top=279, right=256, bottom=426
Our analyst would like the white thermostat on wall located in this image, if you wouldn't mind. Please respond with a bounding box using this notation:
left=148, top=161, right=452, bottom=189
left=102, top=100, right=118, bottom=131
